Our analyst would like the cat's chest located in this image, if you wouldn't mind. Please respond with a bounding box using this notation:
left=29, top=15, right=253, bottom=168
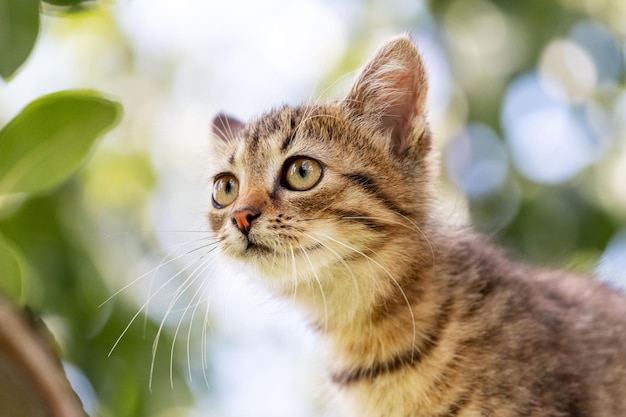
left=335, top=371, right=460, bottom=417
left=325, top=330, right=466, bottom=417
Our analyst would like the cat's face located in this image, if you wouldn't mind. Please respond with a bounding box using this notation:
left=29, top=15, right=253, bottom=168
left=207, top=36, right=434, bottom=297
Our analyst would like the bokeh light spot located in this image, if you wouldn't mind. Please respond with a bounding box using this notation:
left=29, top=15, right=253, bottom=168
left=539, top=39, right=597, bottom=103
left=502, top=74, right=601, bottom=184
left=446, top=123, right=509, bottom=198
left=597, top=229, right=626, bottom=288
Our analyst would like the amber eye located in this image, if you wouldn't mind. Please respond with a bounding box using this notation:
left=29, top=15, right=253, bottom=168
left=283, top=157, right=323, bottom=191
left=212, top=174, right=239, bottom=208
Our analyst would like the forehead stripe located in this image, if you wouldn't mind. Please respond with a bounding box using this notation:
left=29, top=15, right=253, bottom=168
left=281, top=132, right=295, bottom=152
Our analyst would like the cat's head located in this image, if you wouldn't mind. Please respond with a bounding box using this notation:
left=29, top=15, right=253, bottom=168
left=207, top=35, right=436, bottom=297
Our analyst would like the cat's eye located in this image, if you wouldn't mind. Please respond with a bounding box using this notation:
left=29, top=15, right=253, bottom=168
left=212, top=174, right=239, bottom=208
left=283, top=157, right=323, bottom=191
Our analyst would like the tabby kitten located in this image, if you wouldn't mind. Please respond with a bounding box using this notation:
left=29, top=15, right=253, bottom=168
left=206, top=35, right=626, bottom=417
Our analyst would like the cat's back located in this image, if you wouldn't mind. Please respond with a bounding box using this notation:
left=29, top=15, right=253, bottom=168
left=441, top=235, right=626, bottom=416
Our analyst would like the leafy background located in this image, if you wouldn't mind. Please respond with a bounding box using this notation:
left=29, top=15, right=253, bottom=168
left=0, top=0, right=624, bottom=416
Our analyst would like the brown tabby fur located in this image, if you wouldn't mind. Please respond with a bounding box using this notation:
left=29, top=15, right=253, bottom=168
left=206, top=35, right=626, bottom=417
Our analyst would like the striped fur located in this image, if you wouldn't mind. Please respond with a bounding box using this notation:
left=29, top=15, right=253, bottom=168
left=207, top=35, right=626, bottom=417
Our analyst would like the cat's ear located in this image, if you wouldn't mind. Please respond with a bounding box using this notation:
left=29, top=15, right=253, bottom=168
left=211, top=113, right=245, bottom=144
left=345, top=35, right=428, bottom=156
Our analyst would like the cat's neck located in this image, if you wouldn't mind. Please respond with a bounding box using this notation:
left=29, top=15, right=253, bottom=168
left=288, top=228, right=433, bottom=320
left=275, top=224, right=450, bottom=366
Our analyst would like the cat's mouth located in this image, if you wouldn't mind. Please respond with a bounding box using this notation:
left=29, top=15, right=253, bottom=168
left=245, top=241, right=274, bottom=254
left=242, top=239, right=323, bottom=258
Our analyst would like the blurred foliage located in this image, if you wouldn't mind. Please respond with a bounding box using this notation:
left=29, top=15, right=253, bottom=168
left=0, top=91, right=120, bottom=194
left=43, top=0, right=92, bottom=7
left=0, top=232, right=23, bottom=301
left=0, top=0, right=40, bottom=80
left=0, top=0, right=624, bottom=416
left=0, top=0, right=97, bottom=79
left=428, top=0, right=626, bottom=269
left=0, top=1, right=193, bottom=416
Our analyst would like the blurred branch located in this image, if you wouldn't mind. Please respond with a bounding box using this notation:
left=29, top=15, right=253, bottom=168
left=0, top=294, right=86, bottom=417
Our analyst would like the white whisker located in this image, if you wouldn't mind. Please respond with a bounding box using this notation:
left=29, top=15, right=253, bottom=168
left=288, top=244, right=299, bottom=304
left=309, top=231, right=417, bottom=359
left=169, top=264, right=211, bottom=389
left=109, top=253, right=204, bottom=358
left=302, top=232, right=361, bottom=305
left=201, top=292, right=213, bottom=389
left=186, top=279, right=212, bottom=383
left=343, top=213, right=435, bottom=266
left=99, top=236, right=219, bottom=308
left=149, top=252, right=218, bottom=390
left=301, top=247, right=329, bottom=332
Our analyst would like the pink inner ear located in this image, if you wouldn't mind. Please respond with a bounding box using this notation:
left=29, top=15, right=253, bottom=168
left=345, top=35, right=428, bottom=157
left=211, top=113, right=245, bottom=143
left=379, top=70, right=421, bottom=156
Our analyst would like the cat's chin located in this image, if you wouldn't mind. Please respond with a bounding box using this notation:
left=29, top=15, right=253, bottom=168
left=222, top=244, right=274, bottom=262
left=225, top=234, right=324, bottom=260
left=223, top=239, right=332, bottom=282
left=244, top=241, right=274, bottom=255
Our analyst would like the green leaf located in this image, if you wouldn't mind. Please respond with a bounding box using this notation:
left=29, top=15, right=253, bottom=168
left=42, top=0, right=90, bottom=7
left=0, top=90, right=122, bottom=195
left=0, top=0, right=40, bottom=80
left=0, top=233, right=24, bottom=303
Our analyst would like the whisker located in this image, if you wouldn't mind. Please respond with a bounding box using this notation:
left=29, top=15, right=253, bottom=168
left=301, top=232, right=361, bottom=305
left=212, top=114, right=242, bottom=143
left=149, top=251, right=218, bottom=390
left=309, top=231, right=417, bottom=360
left=309, top=69, right=359, bottom=102
left=186, top=279, right=212, bottom=383
left=288, top=244, right=299, bottom=304
left=301, top=247, right=329, bottom=333
left=142, top=237, right=218, bottom=336
left=107, top=243, right=218, bottom=358
left=201, top=291, right=213, bottom=389
left=301, top=212, right=436, bottom=269
left=386, top=212, right=436, bottom=267
left=169, top=263, right=212, bottom=389
left=99, top=236, right=220, bottom=308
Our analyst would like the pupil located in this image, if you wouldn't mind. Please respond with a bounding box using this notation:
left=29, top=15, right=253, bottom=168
left=298, top=163, right=308, bottom=178
left=224, top=180, right=232, bottom=194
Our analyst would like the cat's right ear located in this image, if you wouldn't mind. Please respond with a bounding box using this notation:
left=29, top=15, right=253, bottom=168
left=345, top=35, right=428, bottom=157
left=211, top=113, right=245, bottom=145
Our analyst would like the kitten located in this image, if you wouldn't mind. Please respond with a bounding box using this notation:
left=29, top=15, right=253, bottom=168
left=206, top=35, right=626, bottom=417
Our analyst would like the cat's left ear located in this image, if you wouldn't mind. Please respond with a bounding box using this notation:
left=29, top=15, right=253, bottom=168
left=345, top=35, right=428, bottom=157
left=211, top=113, right=245, bottom=144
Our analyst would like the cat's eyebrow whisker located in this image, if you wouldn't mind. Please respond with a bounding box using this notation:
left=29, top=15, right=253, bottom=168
left=310, top=231, right=417, bottom=360
left=212, top=119, right=238, bottom=143
left=291, top=110, right=343, bottom=148
left=298, top=113, right=342, bottom=127
left=305, top=68, right=358, bottom=105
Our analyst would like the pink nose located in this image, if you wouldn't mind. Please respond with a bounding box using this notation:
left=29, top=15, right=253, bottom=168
left=232, top=208, right=260, bottom=235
